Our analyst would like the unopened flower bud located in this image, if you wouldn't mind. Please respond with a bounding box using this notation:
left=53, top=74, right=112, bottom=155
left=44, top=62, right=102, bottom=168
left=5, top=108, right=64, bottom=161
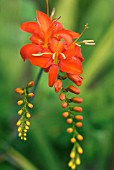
left=27, top=93, right=34, bottom=98
left=18, top=109, right=23, bottom=115
left=71, top=164, right=76, bottom=170
left=59, top=93, right=66, bottom=101
left=73, top=106, right=82, bottom=112
left=61, top=102, right=68, bottom=108
left=77, top=146, right=83, bottom=154
left=70, top=151, right=75, bottom=158
left=23, top=137, right=27, bottom=141
left=16, top=120, right=21, bottom=126
left=67, top=128, right=73, bottom=133
left=17, top=100, right=23, bottom=106
left=75, top=122, right=83, bottom=128
left=54, top=79, right=62, bottom=93
left=23, top=133, right=27, bottom=136
left=18, top=132, right=22, bottom=137
left=26, top=112, right=31, bottom=118
left=62, top=112, right=69, bottom=118
left=70, top=97, right=83, bottom=103
left=66, top=118, right=73, bottom=124
left=25, top=125, right=29, bottom=130
left=26, top=120, right=30, bottom=126
left=24, top=129, right=27, bottom=133
left=28, top=103, right=33, bottom=109
left=27, top=81, right=34, bottom=88
left=68, top=160, right=73, bottom=167
left=70, top=137, right=76, bottom=143
left=77, top=134, right=83, bottom=141
left=68, top=86, right=80, bottom=94
left=21, top=136, right=23, bottom=140
left=75, top=115, right=83, bottom=120
left=15, top=88, right=24, bottom=95
left=76, top=156, right=81, bottom=165
left=18, top=127, right=22, bottom=132
left=67, top=74, right=83, bottom=86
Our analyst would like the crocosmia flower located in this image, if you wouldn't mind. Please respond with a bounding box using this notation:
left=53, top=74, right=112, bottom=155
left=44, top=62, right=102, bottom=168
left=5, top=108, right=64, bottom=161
left=20, top=10, right=83, bottom=86
left=19, top=4, right=95, bottom=170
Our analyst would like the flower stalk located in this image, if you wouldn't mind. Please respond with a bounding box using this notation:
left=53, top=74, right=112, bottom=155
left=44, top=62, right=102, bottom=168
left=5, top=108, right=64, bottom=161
left=17, top=0, right=95, bottom=169
left=15, top=81, right=34, bottom=140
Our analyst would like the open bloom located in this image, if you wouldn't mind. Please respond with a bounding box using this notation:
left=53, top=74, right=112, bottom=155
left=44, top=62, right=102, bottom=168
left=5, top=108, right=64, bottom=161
left=20, top=10, right=83, bottom=87
left=21, top=38, right=82, bottom=86
left=20, top=10, right=80, bottom=60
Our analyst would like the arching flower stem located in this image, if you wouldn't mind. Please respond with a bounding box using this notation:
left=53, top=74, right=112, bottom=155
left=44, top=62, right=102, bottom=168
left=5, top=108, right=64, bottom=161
left=32, top=68, right=43, bottom=101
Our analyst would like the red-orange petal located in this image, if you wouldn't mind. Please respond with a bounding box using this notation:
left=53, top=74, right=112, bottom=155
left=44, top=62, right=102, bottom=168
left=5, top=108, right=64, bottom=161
left=75, top=45, right=84, bottom=62
left=64, top=44, right=76, bottom=59
left=54, top=30, right=73, bottom=45
left=49, top=38, right=64, bottom=53
left=20, top=44, right=41, bottom=60
left=20, top=22, right=43, bottom=37
left=66, top=30, right=80, bottom=39
left=30, top=34, right=43, bottom=44
left=29, top=56, right=52, bottom=68
left=48, top=65, right=58, bottom=87
left=36, top=10, right=51, bottom=33
left=59, top=58, right=82, bottom=74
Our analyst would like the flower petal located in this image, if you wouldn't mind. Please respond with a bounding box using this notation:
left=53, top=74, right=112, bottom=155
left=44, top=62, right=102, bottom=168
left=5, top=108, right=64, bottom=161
left=48, top=65, right=58, bottom=87
left=30, top=34, right=43, bottom=44
left=66, top=30, right=80, bottom=39
left=54, top=30, right=73, bottom=45
left=64, top=43, right=76, bottom=59
left=49, top=38, right=64, bottom=53
left=29, top=56, right=52, bottom=68
left=36, top=10, right=51, bottom=33
left=59, top=58, right=82, bottom=74
left=20, top=44, right=41, bottom=61
left=75, top=45, right=84, bottom=62
left=20, top=22, right=43, bottom=37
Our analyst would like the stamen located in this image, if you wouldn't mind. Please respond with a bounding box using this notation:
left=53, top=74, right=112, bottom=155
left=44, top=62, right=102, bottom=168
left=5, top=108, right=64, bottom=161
left=83, top=40, right=94, bottom=43
left=53, top=16, right=61, bottom=23
left=32, top=52, right=52, bottom=56
left=75, top=43, right=81, bottom=47
left=52, top=53, right=56, bottom=60
left=74, top=23, right=89, bottom=43
left=76, top=40, right=95, bottom=46
left=50, top=8, right=55, bottom=19
left=85, top=42, right=95, bottom=46
left=60, top=53, right=66, bottom=59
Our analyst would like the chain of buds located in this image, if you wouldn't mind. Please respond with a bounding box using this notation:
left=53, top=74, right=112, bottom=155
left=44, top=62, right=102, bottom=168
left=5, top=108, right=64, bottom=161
left=15, top=81, right=34, bottom=140
left=54, top=75, right=83, bottom=170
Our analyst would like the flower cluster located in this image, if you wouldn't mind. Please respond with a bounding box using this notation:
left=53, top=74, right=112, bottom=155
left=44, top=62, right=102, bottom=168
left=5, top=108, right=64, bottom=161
left=15, top=81, right=34, bottom=140
left=19, top=7, right=95, bottom=170
left=59, top=85, right=83, bottom=169
left=20, top=10, right=89, bottom=87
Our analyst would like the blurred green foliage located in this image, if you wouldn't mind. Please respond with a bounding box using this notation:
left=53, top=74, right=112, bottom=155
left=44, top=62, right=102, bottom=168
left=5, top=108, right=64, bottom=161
left=0, top=0, right=114, bottom=170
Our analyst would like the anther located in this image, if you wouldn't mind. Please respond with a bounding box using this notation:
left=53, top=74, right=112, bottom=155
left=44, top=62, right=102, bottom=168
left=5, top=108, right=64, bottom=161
left=60, top=53, right=66, bottom=59
left=52, top=53, right=56, bottom=60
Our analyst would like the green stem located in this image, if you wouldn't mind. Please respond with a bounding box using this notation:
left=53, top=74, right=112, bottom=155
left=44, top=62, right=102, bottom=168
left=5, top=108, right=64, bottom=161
left=32, top=68, right=43, bottom=100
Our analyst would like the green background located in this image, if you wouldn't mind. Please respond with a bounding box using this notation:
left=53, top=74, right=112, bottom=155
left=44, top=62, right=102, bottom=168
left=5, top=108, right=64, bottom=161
left=0, top=0, right=114, bottom=169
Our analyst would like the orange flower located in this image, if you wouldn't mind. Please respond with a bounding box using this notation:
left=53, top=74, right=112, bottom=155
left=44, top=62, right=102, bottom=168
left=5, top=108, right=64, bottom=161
left=20, top=10, right=80, bottom=60
left=20, top=10, right=83, bottom=87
